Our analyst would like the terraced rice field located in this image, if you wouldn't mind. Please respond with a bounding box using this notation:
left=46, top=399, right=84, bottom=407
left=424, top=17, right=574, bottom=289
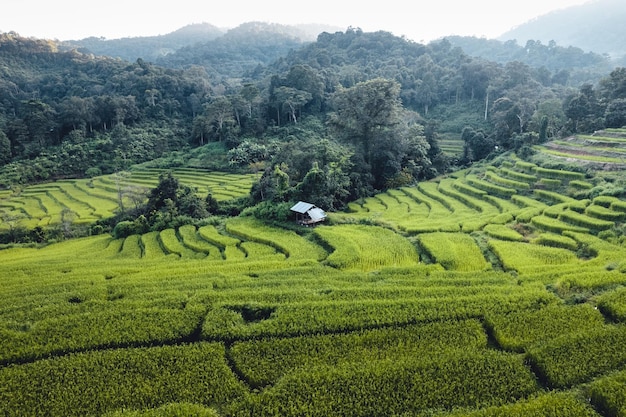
left=3, top=152, right=626, bottom=416
left=536, top=128, right=626, bottom=168
left=0, top=168, right=256, bottom=230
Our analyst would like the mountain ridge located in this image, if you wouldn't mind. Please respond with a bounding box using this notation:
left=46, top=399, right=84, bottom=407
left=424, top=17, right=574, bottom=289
left=60, top=21, right=342, bottom=63
left=498, top=0, right=626, bottom=59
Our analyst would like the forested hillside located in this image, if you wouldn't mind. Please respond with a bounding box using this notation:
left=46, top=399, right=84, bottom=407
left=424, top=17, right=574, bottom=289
left=2, top=28, right=626, bottom=215
left=444, top=35, right=611, bottom=82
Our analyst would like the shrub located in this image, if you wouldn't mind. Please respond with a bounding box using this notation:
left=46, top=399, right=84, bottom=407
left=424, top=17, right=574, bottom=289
left=241, top=201, right=293, bottom=222
left=112, top=221, right=138, bottom=239
left=85, top=167, right=102, bottom=178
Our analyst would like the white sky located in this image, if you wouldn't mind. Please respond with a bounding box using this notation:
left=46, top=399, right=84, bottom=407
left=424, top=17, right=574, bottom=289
left=2, top=0, right=591, bottom=42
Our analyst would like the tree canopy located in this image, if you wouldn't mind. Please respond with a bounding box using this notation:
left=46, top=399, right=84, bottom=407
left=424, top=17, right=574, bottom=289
left=1, top=28, right=626, bottom=211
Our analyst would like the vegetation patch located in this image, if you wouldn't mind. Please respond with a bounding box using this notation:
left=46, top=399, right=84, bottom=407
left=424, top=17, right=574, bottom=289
left=418, top=232, right=489, bottom=271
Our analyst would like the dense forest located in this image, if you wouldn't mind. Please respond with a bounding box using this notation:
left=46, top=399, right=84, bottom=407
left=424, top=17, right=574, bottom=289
left=2, top=27, right=626, bottom=218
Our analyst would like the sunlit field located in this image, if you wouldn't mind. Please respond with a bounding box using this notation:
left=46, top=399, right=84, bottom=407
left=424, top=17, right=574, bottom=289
left=3, top=151, right=626, bottom=416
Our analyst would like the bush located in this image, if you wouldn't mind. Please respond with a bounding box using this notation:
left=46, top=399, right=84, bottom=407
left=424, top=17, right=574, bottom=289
left=112, top=221, right=138, bottom=239
left=82, top=167, right=101, bottom=179
left=242, top=201, right=293, bottom=222
left=112, top=216, right=149, bottom=238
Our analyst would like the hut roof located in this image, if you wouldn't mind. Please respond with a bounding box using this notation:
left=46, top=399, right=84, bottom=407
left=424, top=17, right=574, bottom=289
left=308, top=207, right=326, bottom=222
left=290, top=201, right=316, bottom=214
left=290, top=201, right=327, bottom=224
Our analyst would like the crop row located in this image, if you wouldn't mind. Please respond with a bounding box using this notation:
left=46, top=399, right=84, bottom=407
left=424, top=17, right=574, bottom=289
left=0, top=343, right=248, bottom=417
left=483, top=224, right=525, bottom=241
left=587, top=368, right=626, bottom=417
left=489, top=239, right=579, bottom=274
left=528, top=324, right=626, bottom=388
left=445, top=391, right=600, bottom=417
left=225, top=217, right=327, bottom=262
left=232, top=349, right=538, bottom=417
left=230, top=319, right=487, bottom=388
left=0, top=169, right=254, bottom=230
left=485, top=303, right=605, bottom=352
left=201, top=288, right=558, bottom=341
left=597, top=286, right=626, bottom=321
left=466, top=174, right=519, bottom=197
left=418, top=232, right=489, bottom=271
left=313, top=224, right=419, bottom=270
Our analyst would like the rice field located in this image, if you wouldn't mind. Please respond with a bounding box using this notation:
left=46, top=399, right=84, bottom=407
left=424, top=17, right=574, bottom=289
left=0, top=168, right=256, bottom=231
left=3, top=151, right=626, bottom=416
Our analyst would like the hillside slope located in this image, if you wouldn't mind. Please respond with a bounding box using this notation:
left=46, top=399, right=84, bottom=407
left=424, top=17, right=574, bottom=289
left=499, top=0, right=626, bottom=59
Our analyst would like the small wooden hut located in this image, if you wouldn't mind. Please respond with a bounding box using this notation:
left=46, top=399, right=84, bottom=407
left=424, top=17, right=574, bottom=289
left=290, top=201, right=327, bottom=225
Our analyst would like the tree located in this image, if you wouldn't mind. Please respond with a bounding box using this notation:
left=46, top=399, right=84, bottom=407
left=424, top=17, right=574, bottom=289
left=415, top=72, right=437, bottom=115
left=202, top=97, right=237, bottom=142
left=192, top=114, right=212, bottom=146
left=531, top=99, right=566, bottom=140
left=0, top=130, right=10, bottom=164
left=460, top=60, right=498, bottom=101
left=599, top=67, right=626, bottom=101
left=251, top=163, right=291, bottom=202
left=329, top=78, right=402, bottom=165
left=462, top=126, right=494, bottom=162
left=284, top=64, right=325, bottom=113
left=273, top=87, right=313, bottom=124
left=58, top=96, right=93, bottom=133
left=60, top=208, right=77, bottom=239
left=145, top=172, right=181, bottom=214
left=605, top=98, right=626, bottom=128
left=145, top=172, right=207, bottom=220
left=564, top=84, right=603, bottom=133
left=22, top=99, right=57, bottom=148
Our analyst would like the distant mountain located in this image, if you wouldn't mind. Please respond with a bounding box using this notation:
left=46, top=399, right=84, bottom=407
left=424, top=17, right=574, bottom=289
left=62, top=23, right=225, bottom=62
left=154, top=22, right=341, bottom=78
left=61, top=22, right=342, bottom=65
left=442, top=36, right=608, bottom=72
left=499, top=0, right=626, bottom=59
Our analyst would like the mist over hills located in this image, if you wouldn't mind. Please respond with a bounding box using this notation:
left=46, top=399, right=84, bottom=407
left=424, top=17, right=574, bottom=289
left=499, top=0, right=626, bottom=60
left=62, top=22, right=342, bottom=63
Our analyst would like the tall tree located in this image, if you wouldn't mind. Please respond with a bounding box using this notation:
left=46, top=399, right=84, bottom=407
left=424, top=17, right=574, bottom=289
left=0, top=130, right=11, bottom=164
left=273, top=86, right=313, bottom=124
left=201, top=97, right=237, bottom=142
left=329, top=78, right=402, bottom=166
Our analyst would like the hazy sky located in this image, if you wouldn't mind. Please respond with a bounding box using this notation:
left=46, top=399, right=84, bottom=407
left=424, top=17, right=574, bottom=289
left=3, top=0, right=590, bottom=42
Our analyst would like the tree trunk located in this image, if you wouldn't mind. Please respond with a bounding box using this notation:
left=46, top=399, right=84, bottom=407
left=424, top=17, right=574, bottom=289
left=484, top=91, right=489, bottom=121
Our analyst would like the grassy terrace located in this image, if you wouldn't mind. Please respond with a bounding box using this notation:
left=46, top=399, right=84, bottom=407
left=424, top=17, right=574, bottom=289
left=0, top=168, right=256, bottom=230
left=535, top=129, right=626, bottom=167
left=3, top=150, right=626, bottom=416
